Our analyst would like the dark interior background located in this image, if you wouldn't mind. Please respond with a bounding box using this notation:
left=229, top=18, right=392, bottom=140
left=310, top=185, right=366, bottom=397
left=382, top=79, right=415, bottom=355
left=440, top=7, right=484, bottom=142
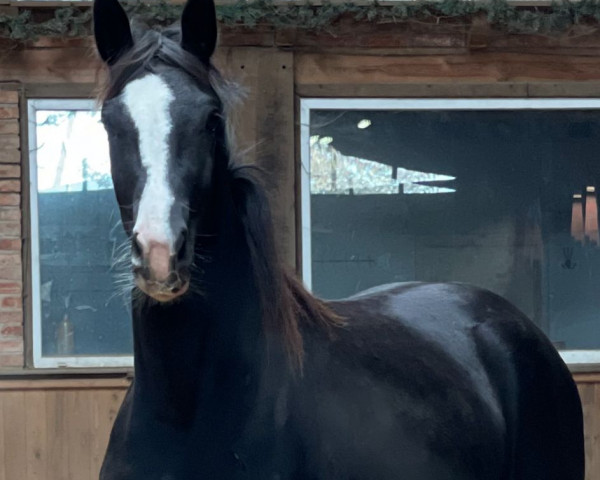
left=310, top=109, right=600, bottom=350
left=38, top=190, right=133, bottom=357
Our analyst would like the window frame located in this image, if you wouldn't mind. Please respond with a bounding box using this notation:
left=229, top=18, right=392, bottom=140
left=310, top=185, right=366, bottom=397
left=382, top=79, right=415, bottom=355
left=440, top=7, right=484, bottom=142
left=300, top=97, right=600, bottom=369
left=28, top=98, right=134, bottom=369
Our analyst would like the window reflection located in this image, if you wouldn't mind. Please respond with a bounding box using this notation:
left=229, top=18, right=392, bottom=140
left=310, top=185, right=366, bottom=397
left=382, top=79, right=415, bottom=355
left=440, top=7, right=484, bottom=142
left=32, top=107, right=133, bottom=362
left=309, top=108, right=600, bottom=350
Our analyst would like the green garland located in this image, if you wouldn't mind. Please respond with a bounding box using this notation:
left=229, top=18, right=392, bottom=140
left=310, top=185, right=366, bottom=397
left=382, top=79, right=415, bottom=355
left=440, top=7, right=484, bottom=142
left=2, top=0, right=600, bottom=41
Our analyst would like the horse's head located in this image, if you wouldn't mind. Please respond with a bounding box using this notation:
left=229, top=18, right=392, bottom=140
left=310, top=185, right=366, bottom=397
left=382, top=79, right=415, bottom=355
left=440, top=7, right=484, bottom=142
left=94, top=0, right=224, bottom=302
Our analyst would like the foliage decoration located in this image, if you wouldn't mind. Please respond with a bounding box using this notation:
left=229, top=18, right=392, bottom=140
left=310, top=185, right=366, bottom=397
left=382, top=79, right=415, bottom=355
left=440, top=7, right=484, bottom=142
left=3, top=0, right=600, bottom=41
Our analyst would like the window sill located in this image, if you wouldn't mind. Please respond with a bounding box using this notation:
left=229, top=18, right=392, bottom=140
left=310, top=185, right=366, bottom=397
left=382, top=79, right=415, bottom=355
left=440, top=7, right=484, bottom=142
left=0, top=366, right=133, bottom=384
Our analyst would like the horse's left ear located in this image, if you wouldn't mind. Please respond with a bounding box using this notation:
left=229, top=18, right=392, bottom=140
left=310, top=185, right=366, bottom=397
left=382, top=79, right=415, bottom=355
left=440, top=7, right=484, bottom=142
left=180, top=0, right=217, bottom=62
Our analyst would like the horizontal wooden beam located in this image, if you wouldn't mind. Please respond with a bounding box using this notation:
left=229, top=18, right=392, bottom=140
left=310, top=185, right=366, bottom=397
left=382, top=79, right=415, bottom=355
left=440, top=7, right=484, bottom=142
left=0, top=377, right=131, bottom=391
left=295, top=52, right=600, bottom=85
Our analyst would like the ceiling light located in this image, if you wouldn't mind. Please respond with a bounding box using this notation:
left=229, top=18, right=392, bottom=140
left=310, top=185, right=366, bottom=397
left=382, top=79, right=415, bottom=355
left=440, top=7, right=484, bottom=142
left=357, top=119, right=372, bottom=129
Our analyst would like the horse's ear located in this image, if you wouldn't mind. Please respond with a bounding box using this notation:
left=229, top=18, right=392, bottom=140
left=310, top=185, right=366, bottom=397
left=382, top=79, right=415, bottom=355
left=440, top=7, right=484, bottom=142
left=180, top=0, right=217, bottom=62
left=93, top=0, right=133, bottom=65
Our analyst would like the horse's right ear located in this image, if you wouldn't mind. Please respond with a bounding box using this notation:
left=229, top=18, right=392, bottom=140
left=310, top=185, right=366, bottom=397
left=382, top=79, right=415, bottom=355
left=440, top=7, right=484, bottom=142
left=93, top=0, right=133, bottom=65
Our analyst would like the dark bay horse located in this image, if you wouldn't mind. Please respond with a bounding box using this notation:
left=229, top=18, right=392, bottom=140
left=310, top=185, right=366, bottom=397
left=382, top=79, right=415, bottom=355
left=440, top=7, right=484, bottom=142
left=93, top=0, right=584, bottom=478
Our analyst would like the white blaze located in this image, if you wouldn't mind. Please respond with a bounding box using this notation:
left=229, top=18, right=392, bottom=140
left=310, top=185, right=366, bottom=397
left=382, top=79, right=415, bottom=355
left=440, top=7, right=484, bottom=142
left=123, top=74, right=175, bottom=249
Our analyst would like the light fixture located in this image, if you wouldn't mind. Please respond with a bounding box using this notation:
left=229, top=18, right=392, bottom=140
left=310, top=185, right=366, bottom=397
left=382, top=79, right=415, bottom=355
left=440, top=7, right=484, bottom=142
left=318, top=136, right=333, bottom=145
left=357, top=119, right=372, bottom=129
left=571, top=194, right=584, bottom=243
left=585, top=186, right=599, bottom=245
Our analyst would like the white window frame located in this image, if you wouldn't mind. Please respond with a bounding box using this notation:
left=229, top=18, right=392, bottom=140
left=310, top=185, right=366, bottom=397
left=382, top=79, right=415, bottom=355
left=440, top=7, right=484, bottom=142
left=28, top=99, right=134, bottom=368
left=300, top=97, right=600, bottom=368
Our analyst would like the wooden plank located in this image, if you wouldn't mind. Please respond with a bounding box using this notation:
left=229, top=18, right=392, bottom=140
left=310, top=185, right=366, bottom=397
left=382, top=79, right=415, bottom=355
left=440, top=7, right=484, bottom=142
left=46, top=391, right=69, bottom=480
left=577, top=383, right=594, bottom=480
left=253, top=50, right=296, bottom=267
left=276, top=20, right=466, bottom=50
left=528, top=81, right=600, bottom=97
left=0, top=48, right=100, bottom=85
left=216, top=48, right=296, bottom=266
left=67, top=391, right=92, bottom=480
left=296, top=82, right=530, bottom=98
left=295, top=52, right=600, bottom=85
left=2, top=391, right=26, bottom=480
left=25, top=391, right=47, bottom=480
left=90, top=390, right=125, bottom=479
left=574, top=373, right=600, bottom=383
left=0, top=377, right=131, bottom=391
left=214, top=47, right=260, bottom=166
left=24, top=83, right=98, bottom=99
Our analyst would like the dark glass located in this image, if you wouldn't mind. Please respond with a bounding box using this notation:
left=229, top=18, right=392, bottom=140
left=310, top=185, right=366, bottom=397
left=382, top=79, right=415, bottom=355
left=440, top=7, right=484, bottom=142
left=34, top=110, right=133, bottom=357
left=310, top=109, right=600, bottom=350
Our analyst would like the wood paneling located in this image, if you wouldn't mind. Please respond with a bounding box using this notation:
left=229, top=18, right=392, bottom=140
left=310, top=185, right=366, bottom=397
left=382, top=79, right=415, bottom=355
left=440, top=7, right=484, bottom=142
left=0, top=379, right=127, bottom=480
left=0, top=377, right=595, bottom=479
left=295, top=52, right=600, bottom=85
left=215, top=47, right=296, bottom=267
left=575, top=376, right=600, bottom=480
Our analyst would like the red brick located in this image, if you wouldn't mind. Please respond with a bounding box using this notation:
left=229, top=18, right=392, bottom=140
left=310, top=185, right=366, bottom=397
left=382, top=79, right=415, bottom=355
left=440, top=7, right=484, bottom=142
left=0, top=180, right=20, bottom=193
left=0, top=221, right=19, bottom=236
left=0, top=354, right=23, bottom=367
left=0, top=311, right=23, bottom=324
left=0, top=150, right=19, bottom=164
left=0, top=92, right=18, bottom=103
left=0, top=325, right=21, bottom=337
left=0, top=239, right=19, bottom=251
left=0, top=339, right=23, bottom=352
left=0, top=107, right=18, bottom=119
left=1, top=297, right=20, bottom=309
left=0, top=254, right=19, bottom=267
left=0, top=121, right=18, bottom=135
left=0, top=136, right=19, bottom=150
left=0, top=282, right=20, bottom=294
left=0, top=265, right=22, bottom=281
left=0, top=164, right=19, bottom=178
left=0, top=193, right=19, bottom=206
left=0, top=207, right=19, bottom=221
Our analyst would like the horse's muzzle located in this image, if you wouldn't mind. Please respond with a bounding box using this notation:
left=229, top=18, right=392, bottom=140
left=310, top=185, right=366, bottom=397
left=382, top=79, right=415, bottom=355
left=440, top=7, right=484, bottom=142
left=133, top=265, right=190, bottom=302
left=131, top=233, right=191, bottom=302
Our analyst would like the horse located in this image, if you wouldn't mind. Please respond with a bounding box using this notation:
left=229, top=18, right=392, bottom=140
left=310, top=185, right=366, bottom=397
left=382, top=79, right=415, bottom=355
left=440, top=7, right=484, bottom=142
left=93, top=0, right=585, bottom=478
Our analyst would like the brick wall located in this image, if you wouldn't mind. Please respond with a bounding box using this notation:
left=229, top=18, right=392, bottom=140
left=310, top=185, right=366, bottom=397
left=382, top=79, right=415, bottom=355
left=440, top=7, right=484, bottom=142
left=0, top=89, right=23, bottom=368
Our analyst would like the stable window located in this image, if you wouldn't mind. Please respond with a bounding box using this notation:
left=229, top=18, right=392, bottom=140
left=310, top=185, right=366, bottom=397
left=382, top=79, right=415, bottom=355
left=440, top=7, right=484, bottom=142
left=301, top=98, right=600, bottom=368
left=28, top=99, right=133, bottom=368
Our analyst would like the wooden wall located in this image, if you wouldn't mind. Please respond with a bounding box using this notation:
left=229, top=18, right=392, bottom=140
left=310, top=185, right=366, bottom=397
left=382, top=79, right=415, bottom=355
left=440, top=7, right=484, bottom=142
left=0, top=375, right=596, bottom=479
left=1, top=11, right=600, bottom=480
left=0, top=378, right=128, bottom=480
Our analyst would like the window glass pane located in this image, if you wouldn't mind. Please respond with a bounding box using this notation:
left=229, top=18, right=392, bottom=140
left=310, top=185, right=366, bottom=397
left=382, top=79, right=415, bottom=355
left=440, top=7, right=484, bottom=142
left=33, top=108, right=133, bottom=359
left=309, top=108, right=600, bottom=350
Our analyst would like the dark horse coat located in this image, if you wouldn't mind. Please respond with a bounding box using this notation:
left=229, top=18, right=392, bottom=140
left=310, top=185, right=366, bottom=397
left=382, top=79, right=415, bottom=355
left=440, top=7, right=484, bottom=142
left=93, top=0, right=584, bottom=478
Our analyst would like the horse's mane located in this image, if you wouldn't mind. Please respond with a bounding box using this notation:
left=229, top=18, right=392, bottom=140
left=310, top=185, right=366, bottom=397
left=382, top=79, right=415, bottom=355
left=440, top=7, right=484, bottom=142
left=99, top=22, right=342, bottom=371
left=230, top=166, right=343, bottom=371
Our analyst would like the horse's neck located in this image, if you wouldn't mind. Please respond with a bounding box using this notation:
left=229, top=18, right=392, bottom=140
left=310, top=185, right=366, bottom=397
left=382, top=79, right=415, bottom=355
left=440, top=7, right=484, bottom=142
left=130, top=212, right=264, bottom=422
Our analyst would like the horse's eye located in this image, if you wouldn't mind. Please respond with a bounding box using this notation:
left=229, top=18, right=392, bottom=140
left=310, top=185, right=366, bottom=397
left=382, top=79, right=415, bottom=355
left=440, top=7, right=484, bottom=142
left=205, top=113, right=221, bottom=133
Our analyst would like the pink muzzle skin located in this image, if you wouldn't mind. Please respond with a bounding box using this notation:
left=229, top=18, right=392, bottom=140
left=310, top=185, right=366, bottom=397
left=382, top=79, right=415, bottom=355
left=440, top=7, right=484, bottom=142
left=147, top=242, right=171, bottom=282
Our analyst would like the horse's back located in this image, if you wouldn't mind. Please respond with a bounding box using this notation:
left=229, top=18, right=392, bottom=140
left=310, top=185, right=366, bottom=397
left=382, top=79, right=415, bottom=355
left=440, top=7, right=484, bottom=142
left=298, top=282, right=583, bottom=480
